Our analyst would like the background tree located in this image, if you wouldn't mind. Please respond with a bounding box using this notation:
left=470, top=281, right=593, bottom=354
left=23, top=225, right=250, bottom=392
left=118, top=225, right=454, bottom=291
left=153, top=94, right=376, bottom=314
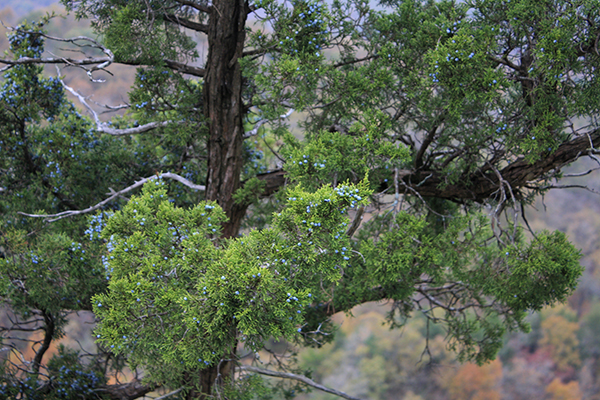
left=0, top=0, right=597, bottom=398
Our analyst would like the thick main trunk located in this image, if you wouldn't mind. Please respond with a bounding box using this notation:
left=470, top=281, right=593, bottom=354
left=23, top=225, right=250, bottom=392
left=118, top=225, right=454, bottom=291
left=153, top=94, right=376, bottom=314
left=194, top=0, right=247, bottom=398
left=204, top=0, right=248, bottom=239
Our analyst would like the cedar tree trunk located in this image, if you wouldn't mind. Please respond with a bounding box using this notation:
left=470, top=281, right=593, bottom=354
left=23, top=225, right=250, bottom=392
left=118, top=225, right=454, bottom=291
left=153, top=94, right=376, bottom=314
left=204, top=0, right=249, bottom=239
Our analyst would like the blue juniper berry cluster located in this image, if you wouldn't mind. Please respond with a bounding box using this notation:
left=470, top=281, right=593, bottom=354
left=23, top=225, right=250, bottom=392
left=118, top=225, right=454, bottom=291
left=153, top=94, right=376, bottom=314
left=253, top=0, right=328, bottom=62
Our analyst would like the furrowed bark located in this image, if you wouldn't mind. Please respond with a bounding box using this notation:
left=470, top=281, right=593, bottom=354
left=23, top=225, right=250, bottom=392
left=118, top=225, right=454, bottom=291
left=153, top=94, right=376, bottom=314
left=195, top=0, right=248, bottom=397
left=204, top=0, right=248, bottom=239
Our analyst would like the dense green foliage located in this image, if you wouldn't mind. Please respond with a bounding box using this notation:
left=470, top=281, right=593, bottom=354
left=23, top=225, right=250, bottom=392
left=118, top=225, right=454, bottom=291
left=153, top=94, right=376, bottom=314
left=0, top=0, right=595, bottom=398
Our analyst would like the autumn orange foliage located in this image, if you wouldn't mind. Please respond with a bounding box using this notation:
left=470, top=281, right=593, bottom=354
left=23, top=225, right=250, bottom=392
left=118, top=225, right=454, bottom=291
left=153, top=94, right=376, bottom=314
left=444, top=359, right=503, bottom=400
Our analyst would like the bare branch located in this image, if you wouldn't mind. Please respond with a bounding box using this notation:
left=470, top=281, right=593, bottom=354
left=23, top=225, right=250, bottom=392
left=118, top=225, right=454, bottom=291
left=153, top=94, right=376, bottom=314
left=242, top=46, right=277, bottom=57
left=17, top=173, right=206, bottom=222
left=58, top=70, right=173, bottom=136
left=0, top=54, right=112, bottom=81
left=160, top=172, right=206, bottom=190
left=0, top=30, right=115, bottom=82
left=532, top=184, right=600, bottom=195
left=243, top=109, right=293, bottom=139
left=153, top=388, right=184, bottom=400
left=239, top=366, right=365, bottom=400
left=561, top=168, right=600, bottom=177
left=0, top=27, right=205, bottom=78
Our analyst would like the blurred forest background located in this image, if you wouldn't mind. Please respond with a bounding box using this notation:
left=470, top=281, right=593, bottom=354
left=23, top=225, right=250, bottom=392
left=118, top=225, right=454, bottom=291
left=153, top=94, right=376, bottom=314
left=2, top=2, right=600, bottom=400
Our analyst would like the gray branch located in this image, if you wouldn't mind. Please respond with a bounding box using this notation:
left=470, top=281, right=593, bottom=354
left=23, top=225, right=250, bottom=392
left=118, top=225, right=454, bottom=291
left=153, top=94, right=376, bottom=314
left=244, top=109, right=294, bottom=139
left=58, top=69, right=173, bottom=136
left=0, top=30, right=114, bottom=82
left=17, top=173, right=205, bottom=222
left=152, top=388, right=183, bottom=400
left=239, top=365, right=364, bottom=400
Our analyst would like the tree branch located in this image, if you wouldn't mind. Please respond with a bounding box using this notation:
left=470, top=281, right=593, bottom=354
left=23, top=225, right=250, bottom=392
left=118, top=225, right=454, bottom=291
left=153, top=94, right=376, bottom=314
left=164, top=13, right=209, bottom=33
left=172, top=0, right=212, bottom=13
left=242, top=46, right=277, bottom=57
left=31, top=311, right=54, bottom=377
left=163, top=59, right=206, bottom=77
left=239, top=366, right=365, bottom=400
left=407, top=130, right=600, bottom=202
left=17, top=173, right=206, bottom=222
left=487, top=54, right=521, bottom=71
left=99, top=379, right=157, bottom=400
left=0, top=27, right=206, bottom=79
left=58, top=71, right=173, bottom=136
left=254, top=131, right=600, bottom=204
left=243, top=109, right=293, bottom=139
left=153, top=388, right=183, bottom=400
left=346, top=206, right=364, bottom=238
left=0, top=31, right=114, bottom=82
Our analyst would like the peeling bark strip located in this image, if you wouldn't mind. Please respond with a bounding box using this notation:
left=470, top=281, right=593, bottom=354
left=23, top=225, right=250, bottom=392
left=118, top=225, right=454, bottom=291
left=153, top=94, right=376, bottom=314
left=204, top=0, right=248, bottom=238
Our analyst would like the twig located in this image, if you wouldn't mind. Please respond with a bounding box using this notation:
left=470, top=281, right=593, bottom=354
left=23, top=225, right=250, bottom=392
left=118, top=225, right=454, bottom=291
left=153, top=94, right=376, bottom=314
left=239, top=365, right=365, bottom=400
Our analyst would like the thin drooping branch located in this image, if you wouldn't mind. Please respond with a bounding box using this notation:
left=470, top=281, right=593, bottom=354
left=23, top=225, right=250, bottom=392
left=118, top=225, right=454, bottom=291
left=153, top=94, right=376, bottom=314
left=58, top=70, right=173, bottom=136
left=239, top=366, right=365, bottom=400
left=18, top=173, right=206, bottom=222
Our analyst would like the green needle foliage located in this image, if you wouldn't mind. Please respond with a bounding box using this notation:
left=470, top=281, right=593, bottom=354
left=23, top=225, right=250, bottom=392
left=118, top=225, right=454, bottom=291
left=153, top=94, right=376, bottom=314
left=0, top=0, right=593, bottom=398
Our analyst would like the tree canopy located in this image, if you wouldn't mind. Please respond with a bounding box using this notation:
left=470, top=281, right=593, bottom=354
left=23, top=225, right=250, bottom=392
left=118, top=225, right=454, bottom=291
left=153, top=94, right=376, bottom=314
left=0, top=0, right=594, bottom=398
